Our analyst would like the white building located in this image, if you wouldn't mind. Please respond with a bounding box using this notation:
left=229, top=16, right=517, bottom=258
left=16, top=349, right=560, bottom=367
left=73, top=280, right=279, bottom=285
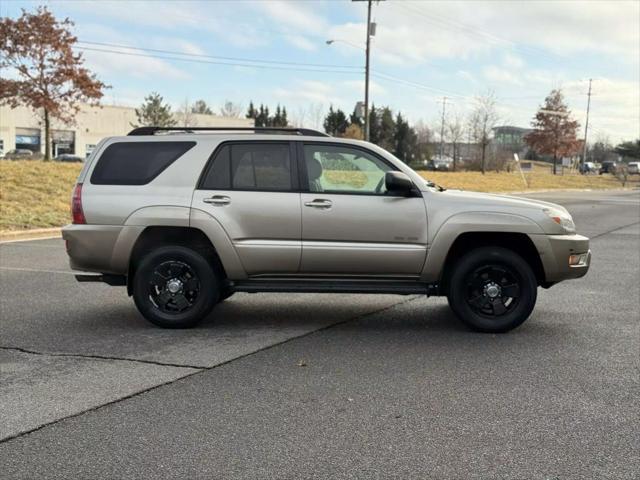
left=0, top=103, right=254, bottom=158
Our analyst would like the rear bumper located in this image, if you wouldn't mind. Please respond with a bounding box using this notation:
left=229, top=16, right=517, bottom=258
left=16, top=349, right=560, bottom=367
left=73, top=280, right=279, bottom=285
left=62, top=224, right=143, bottom=274
left=529, top=233, right=591, bottom=283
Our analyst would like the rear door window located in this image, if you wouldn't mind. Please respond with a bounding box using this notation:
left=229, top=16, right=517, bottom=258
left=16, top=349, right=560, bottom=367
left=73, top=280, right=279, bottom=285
left=90, top=141, right=195, bottom=185
left=200, top=142, right=294, bottom=191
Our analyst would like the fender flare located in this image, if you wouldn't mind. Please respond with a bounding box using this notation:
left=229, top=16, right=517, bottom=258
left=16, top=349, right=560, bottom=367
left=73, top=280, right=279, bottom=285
left=420, top=211, right=545, bottom=282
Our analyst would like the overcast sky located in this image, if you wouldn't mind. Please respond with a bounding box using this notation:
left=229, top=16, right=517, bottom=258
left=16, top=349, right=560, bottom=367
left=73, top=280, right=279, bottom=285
left=3, top=0, right=639, bottom=142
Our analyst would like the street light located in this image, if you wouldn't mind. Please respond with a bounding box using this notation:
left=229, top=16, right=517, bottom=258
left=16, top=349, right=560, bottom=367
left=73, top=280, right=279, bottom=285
left=325, top=39, right=365, bottom=51
left=326, top=0, right=380, bottom=141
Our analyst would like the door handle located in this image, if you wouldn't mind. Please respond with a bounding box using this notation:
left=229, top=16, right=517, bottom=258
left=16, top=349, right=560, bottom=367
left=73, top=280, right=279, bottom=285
left=304, top=199, right=332, bottom=209
left=203, top=195, right=231, bottom=206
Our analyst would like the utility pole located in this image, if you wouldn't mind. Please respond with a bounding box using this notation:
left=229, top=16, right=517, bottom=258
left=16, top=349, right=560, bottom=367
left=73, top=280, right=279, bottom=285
left=581, top=78, right=592, bottom=167
left=352, top=0, right=384, bottom=142
left=439, top=96, right=447, bottom=158
left=364, top=0, right=372, bottom=142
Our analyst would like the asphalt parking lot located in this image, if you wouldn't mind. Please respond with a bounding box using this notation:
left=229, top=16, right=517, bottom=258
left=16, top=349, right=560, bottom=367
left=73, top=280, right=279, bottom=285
left=1, top=189, right=639, bottom=479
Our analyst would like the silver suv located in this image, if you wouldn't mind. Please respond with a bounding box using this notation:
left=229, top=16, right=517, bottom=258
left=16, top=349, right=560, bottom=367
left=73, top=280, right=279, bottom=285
left=63, top=126, right=591, bottom=332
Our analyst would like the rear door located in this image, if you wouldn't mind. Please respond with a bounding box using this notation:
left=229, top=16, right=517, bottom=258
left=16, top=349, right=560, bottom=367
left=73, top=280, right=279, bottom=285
left=298, top=142, right=427, bottom=275
left=192, top=141, right=301, bottom=275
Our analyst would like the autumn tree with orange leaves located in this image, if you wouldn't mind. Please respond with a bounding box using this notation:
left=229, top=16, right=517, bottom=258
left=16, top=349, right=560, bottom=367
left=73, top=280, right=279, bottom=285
left=0, top=7, right=107, bottom=160
left=525, top=89, right=580, bottom=174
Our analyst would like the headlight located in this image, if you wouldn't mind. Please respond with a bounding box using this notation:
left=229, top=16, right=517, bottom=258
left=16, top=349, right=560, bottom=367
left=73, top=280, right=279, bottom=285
left=543, top=208, right=576, bottom=233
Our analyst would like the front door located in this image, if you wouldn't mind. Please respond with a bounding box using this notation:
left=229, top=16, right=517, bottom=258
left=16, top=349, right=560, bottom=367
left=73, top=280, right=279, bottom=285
left=299, top=143, right=427, bottom=275
left=193, top=141, right=301, bottom=275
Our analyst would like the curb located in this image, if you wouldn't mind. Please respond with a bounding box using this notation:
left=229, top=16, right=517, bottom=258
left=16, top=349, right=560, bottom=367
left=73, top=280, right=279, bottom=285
left=0, top=227, right=62, bottom=243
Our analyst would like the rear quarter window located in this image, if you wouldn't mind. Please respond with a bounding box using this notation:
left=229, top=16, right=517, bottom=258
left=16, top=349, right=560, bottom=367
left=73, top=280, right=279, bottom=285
left=90, top=141, right=196, bottom=185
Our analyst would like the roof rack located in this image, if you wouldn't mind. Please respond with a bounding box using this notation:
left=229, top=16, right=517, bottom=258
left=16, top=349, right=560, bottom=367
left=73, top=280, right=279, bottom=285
left=127, top=126, right=330, bottom=137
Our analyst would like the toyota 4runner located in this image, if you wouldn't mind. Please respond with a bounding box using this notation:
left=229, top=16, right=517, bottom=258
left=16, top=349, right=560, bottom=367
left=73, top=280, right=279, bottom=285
left=63, top=127, right=591, bottom=332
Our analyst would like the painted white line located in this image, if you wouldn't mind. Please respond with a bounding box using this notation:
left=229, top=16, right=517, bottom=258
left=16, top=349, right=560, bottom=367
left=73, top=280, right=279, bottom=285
left=0, top=235, right=62, bottom=245
left=0, top=267, right=79, bottom=276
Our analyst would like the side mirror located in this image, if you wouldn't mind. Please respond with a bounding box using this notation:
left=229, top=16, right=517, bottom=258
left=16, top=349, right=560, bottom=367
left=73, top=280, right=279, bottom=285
left=385, top=171, right=414, bottom=194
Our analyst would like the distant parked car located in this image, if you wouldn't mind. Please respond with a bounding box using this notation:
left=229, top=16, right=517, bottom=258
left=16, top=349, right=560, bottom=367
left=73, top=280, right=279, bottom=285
left=427, top=156, right=453, bottom=171
left=627, top=162, right=640, bottom=175
left=579, top=162, right=597, bottom=174
left=54, top=154, right=84, bottom=163
left=3, top=149, right=34, bottom=160
left=599, top=161, right=617, bottom=175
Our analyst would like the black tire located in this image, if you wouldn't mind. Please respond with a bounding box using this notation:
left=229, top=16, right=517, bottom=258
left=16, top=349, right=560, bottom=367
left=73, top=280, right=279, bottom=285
left=132, top=246, right=220, bottom=328
left=446, top=246, right=537, bottom=333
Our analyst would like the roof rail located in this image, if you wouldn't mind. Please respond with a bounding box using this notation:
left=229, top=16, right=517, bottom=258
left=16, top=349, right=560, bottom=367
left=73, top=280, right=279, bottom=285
left=127, top=126, right=330, bottom=137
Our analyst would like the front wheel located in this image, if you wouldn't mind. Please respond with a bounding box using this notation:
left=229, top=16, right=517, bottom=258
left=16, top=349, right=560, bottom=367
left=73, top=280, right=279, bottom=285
left=447, top=247, right=537, bottom=333
left=132, top=246, right=220, bottom=328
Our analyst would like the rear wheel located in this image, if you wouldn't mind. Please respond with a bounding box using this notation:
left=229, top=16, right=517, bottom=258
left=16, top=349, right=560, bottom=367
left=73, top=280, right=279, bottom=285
left=132, top=246, right=219, bottom=328
left=447, top=247, right=537, bottom=333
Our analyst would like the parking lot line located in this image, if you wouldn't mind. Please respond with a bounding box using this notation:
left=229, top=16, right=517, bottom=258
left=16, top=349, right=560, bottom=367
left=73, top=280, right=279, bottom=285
left=0, top=266, right=78, bottom=275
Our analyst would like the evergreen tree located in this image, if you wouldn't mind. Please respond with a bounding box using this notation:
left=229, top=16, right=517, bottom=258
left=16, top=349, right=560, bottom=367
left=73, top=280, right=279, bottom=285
left=246, top=101, right=257, bottom=120
left=368, top=104, right=381, bottom=145
left=393, top=112, right=417, bottom=163
left=378, top=107, right=396, bottom=151
left=323, top=106, right=348, bottom=136
left=615, top=139, right=640, bottom=159
left=134, top=92, right=176, bottom=127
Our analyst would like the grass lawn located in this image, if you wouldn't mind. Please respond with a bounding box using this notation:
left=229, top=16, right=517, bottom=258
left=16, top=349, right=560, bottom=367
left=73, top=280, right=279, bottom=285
left=1, top=161, right=83, bottom=231
left=0, top=160, right=636, bottom=232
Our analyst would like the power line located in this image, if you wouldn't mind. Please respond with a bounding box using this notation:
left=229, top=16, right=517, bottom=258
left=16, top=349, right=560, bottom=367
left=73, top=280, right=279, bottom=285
left=392, top=2, right=575, bottom=68
left=74, top=46, right=364, bottom=75
left=77, top=40, right=362, bottom=70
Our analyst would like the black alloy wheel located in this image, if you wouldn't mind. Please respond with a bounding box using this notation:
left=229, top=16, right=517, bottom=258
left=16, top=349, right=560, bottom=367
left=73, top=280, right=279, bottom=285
left=447, top=247, right=537, bottom=333
left=133, top=246, right=220, bottom=328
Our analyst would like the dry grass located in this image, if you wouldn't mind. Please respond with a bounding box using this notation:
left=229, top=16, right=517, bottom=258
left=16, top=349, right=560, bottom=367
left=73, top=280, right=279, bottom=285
left=0, top=161, right=82, bottom=231
left=418, top=169, right=633, bottom=193
left=0, top=161, right=636, bottom=232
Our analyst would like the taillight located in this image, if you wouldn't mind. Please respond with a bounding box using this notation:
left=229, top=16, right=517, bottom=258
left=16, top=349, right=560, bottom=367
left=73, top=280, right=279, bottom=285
left=71, top=183, right=86, bottom=224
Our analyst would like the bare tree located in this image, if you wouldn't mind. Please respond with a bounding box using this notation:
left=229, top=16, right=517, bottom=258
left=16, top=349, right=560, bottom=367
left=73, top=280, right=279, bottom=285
left=308, top=103, right=325, bottom=131
left=290, top=105, right=308, bottom=128
left=219, top=100, right=243, bottom=118
left=191, top=99, right=212, bottom=115
left=413, top=119, right=433, bottom=163
left=446, top=113, right=465, bottom=171
left=469, top=91, right=499, bottom=174
left=175, top=98, right=197, bottom=127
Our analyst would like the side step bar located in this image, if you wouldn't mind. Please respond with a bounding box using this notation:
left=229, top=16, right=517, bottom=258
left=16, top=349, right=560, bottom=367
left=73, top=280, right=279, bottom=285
left=232, top=279, right=440, bottom=296
left=75, top=274, right=126, bottom=286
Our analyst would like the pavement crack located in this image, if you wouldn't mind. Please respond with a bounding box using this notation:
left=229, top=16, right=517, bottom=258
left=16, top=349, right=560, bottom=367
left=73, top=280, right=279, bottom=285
left=0, top=295, right=420, bottom=445
left=590, top=220, right=640, bottom=239
left=0, top=346, right=207, bottom=370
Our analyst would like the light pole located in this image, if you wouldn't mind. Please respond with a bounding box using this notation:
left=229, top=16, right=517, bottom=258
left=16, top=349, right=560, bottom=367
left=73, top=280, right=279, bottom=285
left=582, top=78, right=592, bottom=168
left=328, top=0, right=380, bottom=141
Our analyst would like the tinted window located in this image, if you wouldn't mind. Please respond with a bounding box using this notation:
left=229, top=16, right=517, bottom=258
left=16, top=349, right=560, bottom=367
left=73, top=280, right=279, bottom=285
left=201, top=143, right=292, bottom=191
left=303, top=144, right=392, bottom=194
left=91, top=141, right=195, bottom=185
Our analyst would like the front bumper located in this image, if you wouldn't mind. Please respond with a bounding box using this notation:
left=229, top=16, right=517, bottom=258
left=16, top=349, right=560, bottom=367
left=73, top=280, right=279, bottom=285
left=529, top=234, right=591, bottom=283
